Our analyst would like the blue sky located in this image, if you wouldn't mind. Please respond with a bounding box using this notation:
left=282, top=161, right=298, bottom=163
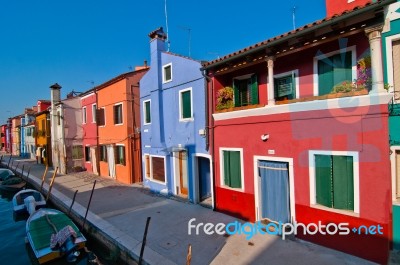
left=0, top=0, right=326, bottom=124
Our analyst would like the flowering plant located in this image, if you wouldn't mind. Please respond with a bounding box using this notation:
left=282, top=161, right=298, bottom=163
left=331, top=55, right=371, bottom=93
left=216, top=86, right=234, bottom=110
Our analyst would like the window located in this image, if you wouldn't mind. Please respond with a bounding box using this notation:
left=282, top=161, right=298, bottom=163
left=317, top=50, right=353, bottom=95
left=151, top=156, right=166, bottom=182
left=163, top=63, right=172, bottom=83
left=143, top=100, right=151, bottom=125
left=144, top=154, right=150, bottom=178
left=179, top=88, right=192, bottom=120
left=233, top=74, right=258, bottom=107
left=26, top=128, right=31, bottom=136
left=395, top=150, right=400, bottom=200
left=85, top=146, right=91, bottom=162
left=57, top=111, right=61, bottom=125
left=116, top=145, right=125, bottom=165
left=97, top=107, right=105, bottom=126
left=100, top=145, right=107, bottom=162
left=82, top=107, right=87, bottom=124
left=274, top=71, right=298, bottom=101
left=72, top=145, right=84, bottom=160
left=92, top=104, right=97, bottom=123
left=393, top=40, right=400, bottom=99
left=113, top=103, right=123, bottom=125
left=221, top=149, right=243, bottom=189
left=310, top=151, right=359, bottom=214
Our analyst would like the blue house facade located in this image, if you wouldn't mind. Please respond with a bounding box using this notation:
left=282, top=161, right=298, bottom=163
left=140, top=28, right=213, bottom=206
left=20, top=111, right=35, bottom=158
left=382, top=0, right=400, bottom=250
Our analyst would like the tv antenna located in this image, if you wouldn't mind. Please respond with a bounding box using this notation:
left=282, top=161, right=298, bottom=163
left=179, top=26, right=192, bottom=57
left=292, top=6, right=297, bottom=30
left=164, top=0, right=171, bottom=51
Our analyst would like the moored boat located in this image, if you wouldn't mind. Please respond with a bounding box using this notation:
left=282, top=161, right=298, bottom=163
left=0, top=168, right=26, bottom=192
left=13, top=189, right=46, bottom=215
left=26, top=208, right=87, bottom=264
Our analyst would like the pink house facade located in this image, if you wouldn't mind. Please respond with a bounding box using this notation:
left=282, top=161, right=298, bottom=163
left=80, top=90, right=99, bottom=174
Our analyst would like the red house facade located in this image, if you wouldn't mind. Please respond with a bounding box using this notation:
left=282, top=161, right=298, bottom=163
left=1, top=124, right=6, bottom=152
left=203, top=1, right=394, bottom=264
left=326, top=0, right=373, bottom=17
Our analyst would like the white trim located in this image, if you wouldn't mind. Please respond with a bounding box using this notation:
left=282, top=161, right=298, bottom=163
left=193, top=153, right=214, bottom=209
left=385, top=34, right=400, bottom=99
left=172, top=150, right=189, bottom=196
left=179, top=87, right=194, bottom=122
left=253, top=156, right=295, bottom=223
left=313, top=45, right=357, bottom=96
left=99, top=107, right=106, bottom=127
left=390, top=146, right=400, bottom=203
left=82, top=106, right=87, bottom=124
left=273, top=69, right=300, bottom=99
left=309, top=150, right=360, bottom=215
left=143, top=153, right=151, bottom=180
left=233, top=73, right=254, bottom=80
left=148, top=154, right=167, bottom=185
left=115, top=144, right=125, bottom=166
left=113, top=102, right=124, bottom=126
left=80, top=92, right=95, bottom=101
left=143, top=100, right=151, bottom=125
left=213, top=93, right=392, bottom=121
left=219, top=148, right=245, bottom=192
left=92, top=103, right=97, bottom=123
left=162, top=63, right=173, bottom=83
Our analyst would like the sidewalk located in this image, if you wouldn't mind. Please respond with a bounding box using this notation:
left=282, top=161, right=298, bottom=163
left=1, top=155, right=385, bottom=265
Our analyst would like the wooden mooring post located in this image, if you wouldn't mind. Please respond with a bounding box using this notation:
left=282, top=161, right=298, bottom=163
left=46, top=167, right=58, bottom=201
left=39, top=166, right=49, bottom=193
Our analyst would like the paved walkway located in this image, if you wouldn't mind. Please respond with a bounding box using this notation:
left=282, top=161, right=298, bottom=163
left=1, top=155, right=388, bottom=265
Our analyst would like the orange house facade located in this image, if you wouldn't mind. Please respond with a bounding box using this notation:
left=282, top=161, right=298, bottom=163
left=96, top=68, right=148, bottom=184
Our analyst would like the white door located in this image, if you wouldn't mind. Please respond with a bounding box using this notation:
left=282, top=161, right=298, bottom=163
left=90, top=147, right=98, bottom=175
left=107, top=145, right=116, bottom=178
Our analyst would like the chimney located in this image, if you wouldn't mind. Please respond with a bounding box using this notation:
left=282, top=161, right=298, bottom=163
left=50, top=83, right=62, bottom=104
left=149, top=27, right=167, bottom=67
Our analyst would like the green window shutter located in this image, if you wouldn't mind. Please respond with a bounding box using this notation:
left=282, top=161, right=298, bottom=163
left=318, top=59, right=334, bottom=96
left=145, top=102, right=151, bottom=123
left=315, top=155, right=333, bottom=207
left=333, top=51, right=352, bottom=87
left=223, top=151, right=242, bottom=188
left=251, top=74, right=258, bottom=105
left=223, top=151, right=231, bottom=187
left=229, top=151, right=242, bottom=188
left=181, top=90, right=191, bottom=119
left=332, top=156, right=354, bottom=210
left=233, top=80, right=240, bottom=107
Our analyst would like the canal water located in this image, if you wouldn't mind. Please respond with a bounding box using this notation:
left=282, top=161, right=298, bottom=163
left=0, top=188, right=116, bottom=265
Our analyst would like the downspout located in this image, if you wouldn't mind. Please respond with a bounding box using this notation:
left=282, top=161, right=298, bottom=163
left=94, top=88, right=100, bottom=175
left=131, top=84, right=135, bottom=183
left=131, top=83, right=142, bottom=183
left=201, top=68, right=215, bottom=209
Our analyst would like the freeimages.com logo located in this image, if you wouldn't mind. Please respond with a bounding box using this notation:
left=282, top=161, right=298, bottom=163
left=188, top=218, right=384, bottom=240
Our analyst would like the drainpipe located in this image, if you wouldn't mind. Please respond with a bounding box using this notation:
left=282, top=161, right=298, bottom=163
left=201, top=69, right=211, bottom=151
left=94, top=87, right=100, bottom=175
left=201, top=68, right=215, bottom=209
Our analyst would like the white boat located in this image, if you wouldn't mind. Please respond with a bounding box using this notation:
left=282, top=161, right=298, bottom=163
left=12, top=189, right=46, bottom=215
left=26, top=208, right=87, bottom=264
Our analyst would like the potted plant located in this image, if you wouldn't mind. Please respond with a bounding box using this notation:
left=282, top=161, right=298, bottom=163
left=216, top=86, right=234, bottom=111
